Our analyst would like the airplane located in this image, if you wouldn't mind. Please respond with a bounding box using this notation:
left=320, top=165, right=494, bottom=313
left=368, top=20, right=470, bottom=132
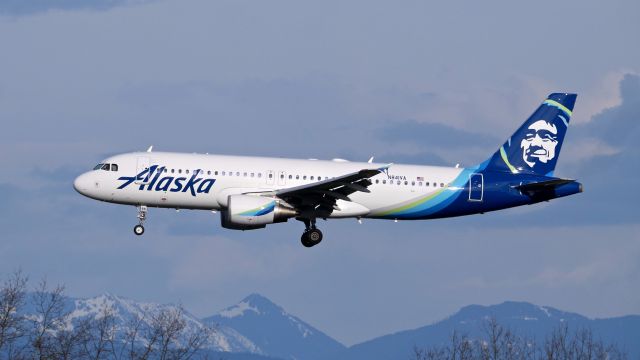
left=74, top=93, right=582, bottom=247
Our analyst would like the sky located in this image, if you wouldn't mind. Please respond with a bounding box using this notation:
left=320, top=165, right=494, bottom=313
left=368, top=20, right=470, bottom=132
left=0, top=0, right=639, bottom=346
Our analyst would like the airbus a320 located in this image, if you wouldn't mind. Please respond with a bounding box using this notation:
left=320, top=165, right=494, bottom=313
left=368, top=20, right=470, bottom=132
left=74, top=93, right=582, bottom=247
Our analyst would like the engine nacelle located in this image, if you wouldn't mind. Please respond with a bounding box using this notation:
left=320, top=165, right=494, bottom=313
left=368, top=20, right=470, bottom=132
left=220, top=195, right=297, bottom=230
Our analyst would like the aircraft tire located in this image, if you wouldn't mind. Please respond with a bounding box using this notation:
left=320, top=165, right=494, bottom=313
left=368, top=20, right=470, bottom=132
left=134, top=224, right=145, bottom=236
left=301, top=229, right=322, bottom=247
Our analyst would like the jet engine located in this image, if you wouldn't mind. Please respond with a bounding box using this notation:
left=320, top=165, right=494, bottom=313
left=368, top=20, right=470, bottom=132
left=220, top=195, right=297, bottom=230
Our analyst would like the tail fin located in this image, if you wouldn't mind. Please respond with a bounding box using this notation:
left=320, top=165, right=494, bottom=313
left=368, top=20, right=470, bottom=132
left=483, top=93, right=577, bottom=176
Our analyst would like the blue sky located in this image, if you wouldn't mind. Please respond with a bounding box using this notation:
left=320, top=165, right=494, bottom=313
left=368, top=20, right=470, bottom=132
left=0, top=0, right=638, bottom=345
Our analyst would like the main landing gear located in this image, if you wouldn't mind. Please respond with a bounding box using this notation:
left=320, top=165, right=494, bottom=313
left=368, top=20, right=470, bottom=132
left=133, top=205, right=147, bottom=236
left=300, top=218, right=323, bottom=248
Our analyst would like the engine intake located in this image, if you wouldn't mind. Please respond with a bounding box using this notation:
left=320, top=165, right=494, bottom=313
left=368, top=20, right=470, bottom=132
left=221, top=195, right=297, bottom=230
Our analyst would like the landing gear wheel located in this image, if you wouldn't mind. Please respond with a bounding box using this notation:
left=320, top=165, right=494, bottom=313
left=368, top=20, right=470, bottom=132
left=133, top=224, right=145, bottom=236
left=301, top=228, right=323, bottom=247
left=307, top=228, right=323, bottom=243
left=134, top=205, right=148, bottom=236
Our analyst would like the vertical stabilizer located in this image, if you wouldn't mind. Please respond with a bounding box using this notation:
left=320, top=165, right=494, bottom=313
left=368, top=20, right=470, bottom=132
left=483, top=93, right=577, bottom=176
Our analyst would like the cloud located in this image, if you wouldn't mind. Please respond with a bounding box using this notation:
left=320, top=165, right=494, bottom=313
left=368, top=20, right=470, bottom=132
left=582, top=74, right=640, bottom=150
left=374, top=120, right=501, bottom=166
left=0, top=0, right=155, bottom=16
left=376, top=120, right=499, bottom=148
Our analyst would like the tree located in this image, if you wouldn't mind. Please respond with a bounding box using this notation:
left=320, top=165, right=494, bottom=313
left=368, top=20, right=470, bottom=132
left=0, top=272, right=215, bottom=359
left=0, top=270, right=28, bottom=358
left=412, top=318, right=627, bottom=360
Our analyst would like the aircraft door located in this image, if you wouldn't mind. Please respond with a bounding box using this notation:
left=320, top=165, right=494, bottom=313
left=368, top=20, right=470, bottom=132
left=135, top=157, right=151, bottom=184
left=278, top=171, right=286, bottom=186
left=468, top=173, right=483, bottom=202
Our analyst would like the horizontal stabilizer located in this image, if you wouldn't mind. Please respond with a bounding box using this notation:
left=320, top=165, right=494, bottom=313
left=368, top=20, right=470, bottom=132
left=515, top=178, right=577, bottom=193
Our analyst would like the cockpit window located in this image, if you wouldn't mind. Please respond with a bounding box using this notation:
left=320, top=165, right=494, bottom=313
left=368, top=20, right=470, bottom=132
left=101, top=164, right=111, bottom=171
left=111, top=164, right=118, bottom=172
left=93, top=163, right=104, bottom=170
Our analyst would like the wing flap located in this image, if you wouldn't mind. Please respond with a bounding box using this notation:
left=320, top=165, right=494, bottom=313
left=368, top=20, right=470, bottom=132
left=274, top=164, right=390, bottom=215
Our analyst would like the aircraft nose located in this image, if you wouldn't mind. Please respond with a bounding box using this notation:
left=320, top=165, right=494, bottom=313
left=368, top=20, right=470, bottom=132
left=73, top=172, right=92, bottom=196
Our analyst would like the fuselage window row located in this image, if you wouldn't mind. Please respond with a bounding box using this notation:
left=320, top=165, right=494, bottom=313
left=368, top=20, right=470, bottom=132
left=108, top=164, right=447, bottom=189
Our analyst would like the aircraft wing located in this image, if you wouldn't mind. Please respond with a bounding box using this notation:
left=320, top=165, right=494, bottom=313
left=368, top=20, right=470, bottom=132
left=273, top=164, right=391, bottom=215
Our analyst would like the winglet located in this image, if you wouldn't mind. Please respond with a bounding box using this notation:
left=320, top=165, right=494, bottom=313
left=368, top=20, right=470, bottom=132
left=377, top=163, right=393, bottom=172
left=368, top=156, right=375, bottom=163
left=146, top=145, right=153, bottom=153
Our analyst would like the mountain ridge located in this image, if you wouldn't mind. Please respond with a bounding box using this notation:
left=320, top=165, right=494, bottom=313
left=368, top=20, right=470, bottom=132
left=15, top=292, right=639, bottom=360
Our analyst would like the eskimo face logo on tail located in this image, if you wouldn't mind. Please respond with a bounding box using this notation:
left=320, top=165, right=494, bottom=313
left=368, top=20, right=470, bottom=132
left=520, top=120, right=559, bottom=168
left=117, top=165, right=216, bottom=197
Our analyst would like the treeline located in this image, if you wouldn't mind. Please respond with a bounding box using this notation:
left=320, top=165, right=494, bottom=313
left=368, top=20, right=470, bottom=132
left=0, top=271, right=213, bottom=360
left=412, top=318, right=628, bottom=360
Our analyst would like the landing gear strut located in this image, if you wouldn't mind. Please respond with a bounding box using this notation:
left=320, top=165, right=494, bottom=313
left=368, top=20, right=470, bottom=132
left=300, top=218, right=323, bottom=247
left=134, top=205, right=147, bottom=236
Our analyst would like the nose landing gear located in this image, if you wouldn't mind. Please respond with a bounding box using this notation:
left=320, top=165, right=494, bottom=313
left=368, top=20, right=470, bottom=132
left=134, top=205, right=147, bottom=236
left=300, top=218, right=323, bottom=247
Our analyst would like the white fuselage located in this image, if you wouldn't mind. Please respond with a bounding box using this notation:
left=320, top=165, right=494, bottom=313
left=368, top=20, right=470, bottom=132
left=73, top=152, right=465, bottom=219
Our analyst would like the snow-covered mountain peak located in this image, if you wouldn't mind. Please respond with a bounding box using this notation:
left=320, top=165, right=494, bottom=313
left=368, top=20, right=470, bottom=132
left=204, top=294, right=346, bottom=360
left=440, top=301, right=590, bottom=329
left=219, top=300, right=262, bottom=319
left=217, top=293, right=286, bottom=319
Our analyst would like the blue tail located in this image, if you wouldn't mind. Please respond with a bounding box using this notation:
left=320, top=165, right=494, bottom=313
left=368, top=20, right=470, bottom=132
left=483, top=93, right=577, bottom=176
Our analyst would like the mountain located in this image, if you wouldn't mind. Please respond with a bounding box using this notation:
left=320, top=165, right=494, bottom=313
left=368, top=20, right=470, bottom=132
left=18, top=292, right=267, bottom=357
left=203, top=293, right=347, bottom=360
left=344, top=301, right=640, bottom=360
left=15, top=293, right=639, bottom=360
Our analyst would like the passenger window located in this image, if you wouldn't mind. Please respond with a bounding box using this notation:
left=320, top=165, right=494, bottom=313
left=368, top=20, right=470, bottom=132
left=288, top=175, right=292, bottom=179
left=222, top=171, right=226, bottom=176
left=382, top=180, right=386, bottom=184
left=101, top=164, right=110, bottom=171
left=280, top=174, right=284, bottom=179
left=404, top=181, right=408, bottom=185
left=440, top=183, right=444, bottom=187
left=215, top=171, right=218, bottom=175
left=163, top=168, right=167, bottom=173
left=303, top=176, right=307, bottom=180
left=426, top=182, right=429, bottom=186
left=269, top=173, right=273, bottom=179
left=251, top=173, right=255, bottom=177
left=258, top=173, right=262, bottom=178
left=111, top=164, right=119, bottom=172
left=296, top=175, right=300, bottom=180
left=397, top=181, right=401, bottom=185
left=236, top=172, right=240, bottom=176
left=418, top=182, right=422, bottom=186
left=207, top=171, right=211, bottom=175
left=310, top=176, right=314, bottom=180
left=375, top=179, right=379, bottom=184
left=411, top=181, right=415, bottom=186
left=244, top=172, right=248, bottom=177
